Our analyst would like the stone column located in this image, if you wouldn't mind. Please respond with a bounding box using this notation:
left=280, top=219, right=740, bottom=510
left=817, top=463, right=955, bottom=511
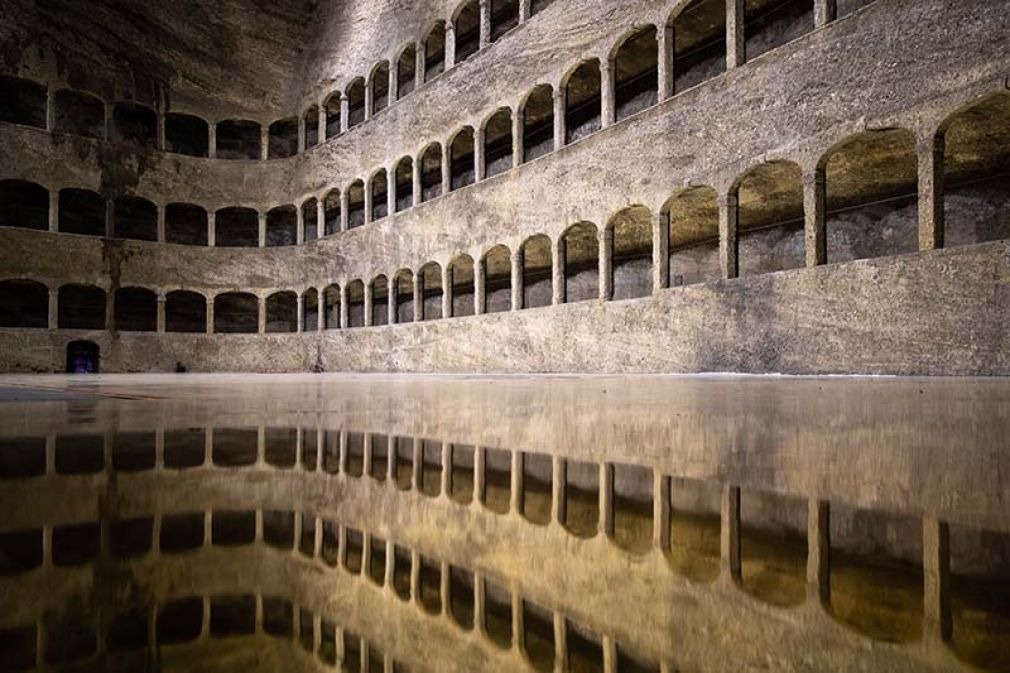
left=296, top=294, right=304, bottom=333
left=807, top=499, right=831, bottom=605
left=814, top=0, right=837, bottom=27
left=599, top=462, right=614, bottom=537
left=105, top=199, right=114, bottom=238
left=658, top=23, right=674, bottom=101
left=552, top=456, right=566, bottom=525
left=318, top=104, right=328, bottom=143
left=519, top=0, right=531, bottom=22
left=474, top=126, right=486, bottom=181
left=364, top=282, right=373, bottom=327
left=388, top=279, right=398, bottom=326
left=510, top=248, right=524, bottom=311
left=156, top=295, right=166, bottom=333
left=317, top=199, right=326, bottom=237
left=387, top=164, right=397, bottom=215
left=207, top=211, right=216, bottom=247
left=727, top=0, right=745, bottom=69
left=103, top=103, right=112, bottom=141
left=551, top=238, right=565, bottom=305
left=600, top=59, right=616, bottom=128
left=156, top=204, right=166, bottom=243
left=415, top=44, right=426, bottom=88
left=364, top=78, right=374, bottom=121
left=721, top=484, right=742, bottom=582
left=474, top=256, right=486, bottom=315
left=445, top=22, right=457, bottom=69
left=803, top=167, right=827, bottom=267
left=599, top=227, right=613, bottom=300
left=364, top=179, right=374, bottom=225
left=512, top=108, right=524, bottom=167
left=412, top=154, right=423, bottom=206
left=479, top=0, right=491, bottom=49
left=442, top=264, right=453, bottom=319
left=260, top=125, right=270, bottom=161
left=257, top=296, right=266, bottom=334
left=258, top=212, right=267, bottom=248
left=156, top=111, right=166, bottom=152
left=653, top=472, right=670, bottom=550
left=652, top=211, right=670, bottom=292
left=413, top=271, right=424, bottom=321
left=923, top=516, right=952, bottom=643
left=45, top=85, right=56, bottom=132
left=441, top=143, right=452, bottom=194
left=918, top=134, right=945, bottom=251
left=340, top=190, right=350, bottom=232
left=48, top=190, right=59, bottom=232
left=206, top=296, right=215, bottom=334
left=297, top=114, right=306, bottom=154
left=389, top=59, right=399, bottom=104
left=48, top=288, right=58, bottom=329
left=339, top=285, right=349, bottom=329
left=340, top=95, right=350, bottom=134
left=105, top=285, right=114, bottom=329
left=718, top=193, right=739, bottom=280
left=208, top=123, right=217, bottom=159
left=553, top=88, right=566, bottom=149
left=317, top=288, right=325, bottom=331
left=296, top=204, right=305, bottom=245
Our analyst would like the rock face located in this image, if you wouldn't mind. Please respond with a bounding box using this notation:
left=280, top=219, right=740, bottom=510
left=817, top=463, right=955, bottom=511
left=0, top=0, right=1008, bottom=374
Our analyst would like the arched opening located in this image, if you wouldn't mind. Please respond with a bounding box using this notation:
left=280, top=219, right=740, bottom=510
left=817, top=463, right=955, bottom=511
left=370, top=170, right=388, bottom=221
left=665, top=186, right=721, bottom=286
left=491, top=0, right=519, bottom=40
left=0, top=279, right=48, bottom=328
left=450, top=128, right=475, bottom=191
left=58, top=284, right=106, bottom=330
left=454, top=1, right=481, bottom=64
left=608, top=206, right=653, bottom=300
left=394, top=158, right=414, bottom=212
left=424, top=22, right=446, bottom=81
left=397, top=45, right=417, bottom=98
left=114, top=287, right=157, bottom=332
left=392, top=269, right=414, bottom=323
left=0, top=75, right=46, bottom=128
left=165, top=203, right=207, bottom=246
left=346, top=280, right=365, bottom=328
left=562, top=222, right=599, bottom=303
left=111, top=103, right=157, bottom=148
left=347, top=181, right=365, bottom=229
left=268, top=118, right=299, bottom=159
left=266, top=206, right=297, bottom=247
left=302, top=199, right=319, bottom=242
left=669, top=0, right=726, bottom=95
left=734, top=161, right=805, bottom=275
left=448, top=255, right=475, bottom=318
left=302, top=289, right=319, bottom=331
left=165, top=291, right=206, bottom=333
left=744, top=0, right=814, bottom=61
left=420, top=143, right=443, bottom=202
left=418, top=262, right=443, bottom=320
left=941, top=93, right=1010, bottom=247
left=520, top=234, right=552, bottom=309
left=54, top=89, right=105, bottom=139
left=564, top=61, right=602, bottom=145
left=371, top=275, right=389, bottom=326
left=165, top=113, right=209, bottom=157
left=323, top=284, right=341, bottom=329
left=266, top=292, right=297, bottom=332
left=66, top=341, right=100, bottom=374
left=324, top=189, right=341, bottom=235
left=58, top=188, right=105, bottom=237
left=484, top=108, right=513, bottom=178
left=531, top=0, right=555, bottom=15
left=522, top=85, right=554, bottom=162
left=822, top=129, right=918, bottom=263
left=215, top=207, right=259, bottom=247
left=214, top=293, right=258, bottom=333
left=371, top=62, right=390, bottom=114
left=216, top=120, right=261, bottom=160
left=482, top=245, right=512, bottom=313
left=614, top=27, right=659, bottom=122
left=113, top=195, right=157, bottom=241
left=347, top=79, right=365, bottom=128
left=324, top=93, right=342, bottom=138
left=0, top=179, right=49, bottom=231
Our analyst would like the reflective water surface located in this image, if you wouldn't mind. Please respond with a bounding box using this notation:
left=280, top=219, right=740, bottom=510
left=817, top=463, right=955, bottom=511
left=0, top=373, right=1008, bottom=673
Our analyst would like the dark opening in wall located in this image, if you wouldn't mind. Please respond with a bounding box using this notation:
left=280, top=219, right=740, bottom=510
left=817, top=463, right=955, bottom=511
left=371, top=170, right=388, bottom=221
left=425, top=23, right=447, bottom=80
left=420, top=143, right=443, bottom=202
left=346, top=280, right=365, bottom=328
left=667, top=477, right=721, bottom=581
left=0, top=437, right=45, bottom=478
left=394, top=158, right=414, bottom=212
left=561, top=222, right=598, bottom=303
left=211, top=594, right=256, bottom=637
left=744, top=0, right=814, bottom=61
left=347, top=181, right=365, bottom=229
left=324, top=189, right=341, bottom=235
left=665, top=186, right=720, bottom=286
left=263, top=510, right=294, bottom=549
left=448, top=444, right=474, bottom=504
left=114, top=287, right=157, bottom=332
left=370, top=434, right=388, bottom=480
left=372, top=61, right=390, bottom=114
left=299, top=513, right=316, bottom=556
left=371, top=275, right=389, bottom=326
left=113, top=195, right=157, bottom=241
left=0, top=530, right=41, bottom=575
left=523, top=600, right=556, bottom=671
left=320, top=620, right=336, bottom=664
left=323, top=284, right=341, bottom=329
left=419, top=555, right=442, bottom=614
left=111, top=102, right=156, bottom=148
left=0, top=75, right=46, bottom=128
left=344, top=632, right=363, bottom=672
left=157, top=597, right=203, bottom=644
left=455, top=0, right=481, bottom=63
left=165, top=290, right=206, bottom=333
left=483, top=448, right=511, bottom=514
left=345, top=431, right=364, bottom=476
left=736, top=160, right=805, bottom=275
left=212, top=510, right=255, bottom=546
left=302, top=199, right=319, bottom=242
left=448, top=255, right=475, bottom=318
left=564, top=459, right=599, bottom=537
left=53, top=522, right=100, bottom=566
left=393, top=436, right=413, bottom=489
left=55, top=433, right=104, bottom=473
left=347, top=79, right=365, bottom=127
left=398, top=45, right=417, bottom=98
left=531, top=0, right=556, bottom=15
left=0, top=179, right=48, bottom=230
left=302, top=289, right=319, bottom=331
left=615, top=27, right=659, bottom=122
left=165, top=203, right=208, bottom=245
left=449, top=566, right=475, bottom=629
left=212, top=427, right=257, bottom=466
left=612, top=463, right=653, bottom=553
left=214, top=292, right=258, bottom=333
left=160, top=512, right=205, bottom=552
left=391, top=270, right=414, bottom=323
left=107, top=610, right=148, bottom=652
left=164, top=429, right=206, bottom=468
left=671, top=0, right=726, bottom=94
left=418, top=262, right=443, bottom=320
left=521, top=452, right=552, bottom=525
left=58, top=284, right=105, bottom=330
left=268, top=117, right=298, bottom=159
left=482, top=245, right=512, bottom=312
left=344, top=527, right=363, bottom=573
left=609, top=206, right=653, bottom=300
left=215, top=207, right=259, bottom=247
left=950, top=524, right=1010, bottom=670
left=216, top=119, right=261, bottom=160
left=324, top=93, right=342, bottom=138
left=491, top=0, right=519, bottom=40
left=564, top=61, right=602, bottom=144
left=450, top=127, right=475, bottom=190
left=419, top=438, right=443, bottom=496
left=109, top=516, right=153, bottom=559
left=165, top=113, right=209, bottom=157
left=740, top=489, right=808, bottom=606
left=390, top=544, right=410, bottom=599
left=58, top=188, right=105, bottom=237
left=54, top=89, right=105, bottom=139
left=304, top=105, right=320, bottom=149
left=302, top=426, right=319, bottom=468
left=321, top=519, right=339, bottom=565
left=520, top=234, right=552, bottom=309
left=264, top=427, right=296, bottom=467
left=298, top=609, right=313, bottom=652
left=485, top=580, right=513, bottom=648
left=266, top=205, right=296, bottom=247
left=111, top=431, right=155, bottom=472
left=368, top=534, right=387, bottom=584
left=0, top=279, right=48, bottom=328
left=1, top=626, right=35, bottom=669
left=44, top=615, right=96, bottom=665
left=484, top=108, right=513, bottom=177
left=522, top=85, right=554, bottom=162
left=263, top=596, right=293, bottom=637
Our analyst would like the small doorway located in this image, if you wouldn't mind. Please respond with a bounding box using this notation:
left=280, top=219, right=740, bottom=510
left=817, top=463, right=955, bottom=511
left=66, top=341, right=100, bottom=373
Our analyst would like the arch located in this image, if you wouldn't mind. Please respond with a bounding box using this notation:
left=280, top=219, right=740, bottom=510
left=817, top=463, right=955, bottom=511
left=732, top=160, right=805, bottom=275
left=744, top=0, right=814, bottom=62
left=0, top=75, right=46, bottom=128
left=111, top=102, right=157, bottom=148
left=668, top=0, right=726, bottom=95
left=214, top=292, right=258, bottom=333
left=165, top=113, right=210, bottom=157
left=394, top=157, right=414, bottom=212
left=58, top=188, right=105, bottom=237
left=265, top=291, right=297, bottom=333
left=54, top=89, right=105, bottom=139
left=370, top=61, right=390, bottom=114
left=418, top=262, right=443, bottom=321
left=450, top=127, right=476, bottom=191
left=66, top=341, right=100, bottom=374
left=561, top=222, right=599, bottom=303
left=0, top=179, right=49, bottom=231
left=392, top=269, right=415, bottom=323
left=323, top=284, right=341, bottom=329
left=607, top=205, right=653, bottom=300
left=165, top=290, right=207, bottom=333
left=302, top=198, right=319, bottom=242
left=266, top=205, right=297, bottom=247
left=420, top=143, right=443, bottom=202
left=520, top=234, right=552, bottom=309
left=324, top=92, right=342, bottom=138
left=113, top=195, right=157, bottom=241
left=346, top=78, right=366, bottom=128
left=664, top=185, right=721, bottom=287
left=0, top=279, right=48, bottom=328
left=114, top=287, right=157, bottom=332
left=483, top=108, right=513, bottom=178
left=563, top=60, right=601, bottom=145
left=323, top=189, right=341, bottom=235
left=397, top=44, right=418, bottom=98
left=614, top=26, right=658, bottom=122
left=424, top=22, right=446, bottom=81
left=165, top=203, right=208, bottom=246
left=370, top=169, right=389, bottom=221
left=454, top=0, right=481, bottom=63
left=216, top=120, right=261, bottom=160
left=347, top=180, right=365, bottom=229
left=268, top=118, right=299, bottom=159
left=448, top=254, right=476, bottom=318
left=215, top=207, right=259, bottom=247
left=346, top=280, right=365, bottom=328
left=371, top=275, right=389, bottom=326
left=58, top=284, right=106, bottom=330
left=303, top=105, right=320, bottom=149
left=490, top=0, right=519, bottom=41
left=820, top=128, right=918, bottom=263
left=302, top=288, right=319, bottom=332
left=522, top=84, right=554, bottom=162
left=481, top=244, right=512, bottom=313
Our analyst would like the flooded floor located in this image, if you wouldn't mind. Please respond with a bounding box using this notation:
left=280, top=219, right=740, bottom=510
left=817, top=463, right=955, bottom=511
left=0, top=373, right=1008, bottom=673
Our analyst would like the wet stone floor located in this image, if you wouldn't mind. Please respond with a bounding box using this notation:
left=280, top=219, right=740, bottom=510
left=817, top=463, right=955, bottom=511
left=0, top=373, right=1008, bottom=673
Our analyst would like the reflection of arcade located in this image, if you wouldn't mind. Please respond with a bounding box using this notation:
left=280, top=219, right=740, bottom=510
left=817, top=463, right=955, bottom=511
left=65, top=340, right=99, bottom=373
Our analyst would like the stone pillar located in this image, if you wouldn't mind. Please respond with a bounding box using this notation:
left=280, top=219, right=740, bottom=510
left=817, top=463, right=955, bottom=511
left=479, top=0, right=491, bottom=49
left=105, top=285, right=114, bottom=329
left=387, top=164, right=397, bottom=216
left=206, top=296, right=215, bottom=334
left=318, top=104, right=328, bottom=143
left=552, top=456, right=566, bottom=525
left=103, top=103, right=112, bottom=141
left=599, top=227, right=613, bottom=300
left=156, top=111, right=166, bottom=152
left=442, top=264, right=453, bottom=319
left=296, top=205, right=305, bottom=245
left=364, top=78, right=374, bottom=121
left=814, top=0, right=837, bottom=27
left=727, top=0, right=745, bottom=69
left=510, top=452, right=524, bottom=515
left=653, top=211, right=670, bottom=292
left=918, top=134, right=945, bottom=251
left=519, top=0, right=531, bottom=22
left=599, top=462, right=614, bottom=537
left=257, top=296, right=266, bottom=334
left=364, top=282, right=373, bottom=327
left=48, top=288, right=58, bottom=330
left=510, top=248, right=523, bottom=311
left=721, top=484, right=742, bottom=582
left=364, top=179, right=373, bottom=226
left=551, top=238, right=565, bottom=305
left=45, top=85, right=56, bottom=132
left=600, top=59, right=616, bottom=128
left=474, top=257, right=486, bottom=315
left=339, top=285, right=349, bottom=328
left=412, top=155, right=423, bottom=207
left=512, top=108, right=524, bottom=167
left=317, top=199, right=326, bottom=237
left=553, top=88, right=566, bottom=149
left=48, top=190, right=59, bottom=232
left=156, top=295, right=166, bottom=333
left=415, top=44, right=426, bottom=88
left=105, top=199, right=114, bottom=238
left=658, top=23, right=674, bottom=101
left=340, top=95, right=350, bottom=134
left=653, top=472, right=670, bottom=550
left=317, top=288, right=325, bottom=331
left=718, top=193, right=739, bottom=280
left=208, top=123, right=217, bottom=159
left=441, top=143, right=452, bottom=194
left=340, top=190, right=350, bottom=232
left=258, top=212, right=267, bottom=248
left=445, top=22, right=457, bottom=69
left=388, top=279, right=398, bottom=326
left=923, top=516, right=952, bottom=643
left=413, top=271, right=424, bottom=321
left=260, top=125, right=269, bottom=161
left=296, top=294, right=304, bottom=333
left=156, top=204, right=166, bottom=243
left=807, top=499, right=830, bottom=605
left=474, top=126, right=486, bottom=181
left=297, top=114, right=306, bottom=154
left=388, top=60, right=399, bottom=104
left=207, top=211, right=216, bottom=247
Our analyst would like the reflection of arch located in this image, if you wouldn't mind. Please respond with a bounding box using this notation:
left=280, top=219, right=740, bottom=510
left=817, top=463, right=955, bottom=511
left=447, top=255, right=476, bottom=318
left=0, top=179, right=49, bottom=231
left=266, top=291, right=297, bottom=333
left=561, top=222, right=599, bottom=303
left=166, top=290, right=207, bottom=333
left=606, top=206, right=653, bottom=300
left=66, top=341, right=100, bottom=374
left=520, top=234, right=552, bottom=309
left=58, top=284, right=106, bottom=330
left=481, top=245, right=512, bottom=313
left=0, top=279, right=48, bottom=328
left=663, top=186, right=721, bottom=287
left=214, top=292, right=258, bottom=334
left=732, top=160, right=805, bottom=276
left=418, top=262, right=443, bottom=321
left=114, top=287, right=158, bottom=332
left=323, top=284, right=341, bottom=329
